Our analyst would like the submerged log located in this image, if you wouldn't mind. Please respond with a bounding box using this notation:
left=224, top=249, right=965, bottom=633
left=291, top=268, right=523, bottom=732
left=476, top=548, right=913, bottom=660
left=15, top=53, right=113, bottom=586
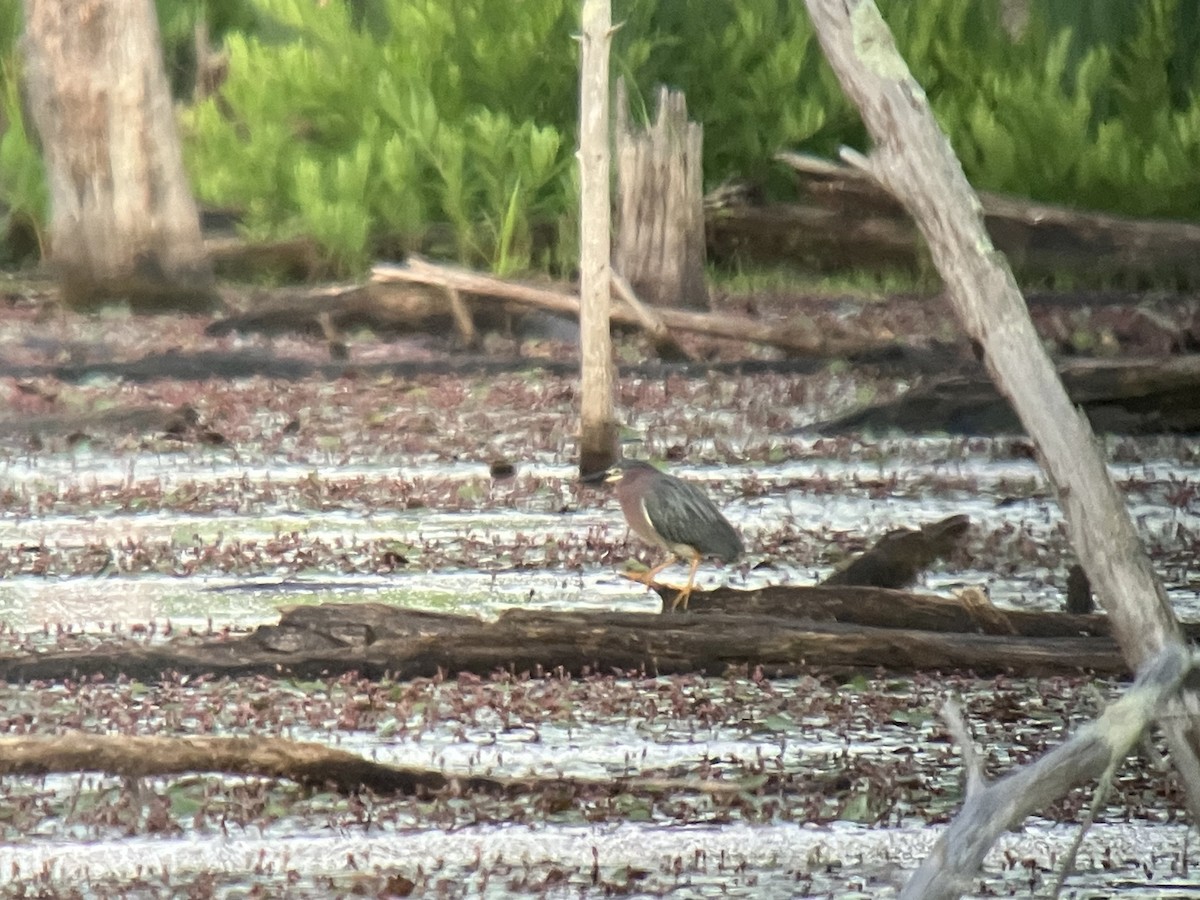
left=0, top=599, right=1130, bottom=684
left=0, top=403, right=210, bottom=446
left=0, top=733, right=503, bottom=796
left=0, top=732, right=749, bottom=802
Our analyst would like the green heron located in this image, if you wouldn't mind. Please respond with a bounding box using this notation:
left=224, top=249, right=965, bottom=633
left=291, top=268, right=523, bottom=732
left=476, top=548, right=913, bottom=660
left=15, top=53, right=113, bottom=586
left=584, top=460, right=743, bottom=610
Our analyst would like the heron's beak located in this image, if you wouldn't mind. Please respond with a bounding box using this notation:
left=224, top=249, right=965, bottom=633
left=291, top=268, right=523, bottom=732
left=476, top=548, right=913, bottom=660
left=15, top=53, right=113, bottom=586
left=579, top=465, right=620, bottom=485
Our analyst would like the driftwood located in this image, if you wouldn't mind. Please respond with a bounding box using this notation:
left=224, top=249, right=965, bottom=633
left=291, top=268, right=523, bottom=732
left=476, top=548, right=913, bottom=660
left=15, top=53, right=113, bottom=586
left=0, top=599, right=1130, bottom=684
left=704, top=150, right=1200, bottom=288
left=903, top=646, right=1195, bottom=900
left=372, top=257, right=904, bottom=359
left=818, top=354, right=1200, bottom=435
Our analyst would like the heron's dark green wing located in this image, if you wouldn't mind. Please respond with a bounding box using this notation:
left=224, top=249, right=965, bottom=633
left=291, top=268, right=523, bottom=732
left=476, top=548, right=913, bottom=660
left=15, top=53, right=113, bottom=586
left=642, top=474, right=743, bottom=562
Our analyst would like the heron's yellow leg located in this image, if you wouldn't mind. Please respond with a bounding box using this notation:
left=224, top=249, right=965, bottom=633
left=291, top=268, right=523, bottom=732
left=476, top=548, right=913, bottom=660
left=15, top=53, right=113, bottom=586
left=669, top=555, right=703, bottom=611
left=622, top=554, right=677, bottom=586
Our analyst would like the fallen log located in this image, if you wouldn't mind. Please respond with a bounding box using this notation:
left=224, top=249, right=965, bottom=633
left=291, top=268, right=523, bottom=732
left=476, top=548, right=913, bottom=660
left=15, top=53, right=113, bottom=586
left=683, top=584, right=1200, bottom=642
left=372, top=257, right=906, bottom=359
left=722, top=152, right=1200, bottom=289
left=0, top=732, right=750, bottom=801
left=0, top=733, right=502, bottom=796
left=0, top=601, right=1129, bottom=683
left=204, top=281, right=483, bottom=341
left=2, top=346, right=945, bottom=388
left=815, top=354, right=1200, bottom=435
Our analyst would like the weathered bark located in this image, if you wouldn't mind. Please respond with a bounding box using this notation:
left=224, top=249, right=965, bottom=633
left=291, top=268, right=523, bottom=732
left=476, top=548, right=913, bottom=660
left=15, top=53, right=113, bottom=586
left=577, top=0, right=619, bottom=476
left=0, top=602, right=1129, bottom=684
left=804, top=0, right=1200, bottom=875
left=818, top=354, right=1200, bottom=435
left=615, top=84, right=709, bottom=310
left=21, top=0, right=216, bottom=311
left=902, top=646, right=1194, bottom=900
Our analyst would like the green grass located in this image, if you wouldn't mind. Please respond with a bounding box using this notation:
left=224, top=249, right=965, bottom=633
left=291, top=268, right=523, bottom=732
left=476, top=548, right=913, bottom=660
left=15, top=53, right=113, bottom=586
left=708, top=262, right=935, bottom=300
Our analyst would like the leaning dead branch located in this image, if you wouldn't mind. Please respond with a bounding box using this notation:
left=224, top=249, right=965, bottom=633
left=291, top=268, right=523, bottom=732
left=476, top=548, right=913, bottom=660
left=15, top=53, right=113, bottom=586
left=611, top=270, right=696, bottom=361
left=902, top=646, right=1195, bottom=900
left=804, top=0, right=1200, bottom=829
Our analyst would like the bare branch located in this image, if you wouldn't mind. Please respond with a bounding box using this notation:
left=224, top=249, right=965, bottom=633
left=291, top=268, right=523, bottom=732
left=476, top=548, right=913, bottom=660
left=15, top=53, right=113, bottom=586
left=902, top=646, right=1192, bottom=900
left=940, top=699, right=985, bottom=798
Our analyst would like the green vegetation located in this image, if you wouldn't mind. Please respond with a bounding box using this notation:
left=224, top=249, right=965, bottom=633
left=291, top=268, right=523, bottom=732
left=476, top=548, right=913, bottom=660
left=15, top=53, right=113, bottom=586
left=0, top=3, right=44, bottom=264
left=180, top=0, right=578, bottom=274
left=708, top=262, right=933, bottom=300
left=2, top=0, right=1200, bottom=275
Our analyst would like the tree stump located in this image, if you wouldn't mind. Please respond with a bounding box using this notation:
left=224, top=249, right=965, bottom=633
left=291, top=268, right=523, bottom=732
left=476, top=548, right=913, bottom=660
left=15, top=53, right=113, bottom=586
left=21, top=0, right=217, bottom=312
left=615, top=84, right=710, bottom=310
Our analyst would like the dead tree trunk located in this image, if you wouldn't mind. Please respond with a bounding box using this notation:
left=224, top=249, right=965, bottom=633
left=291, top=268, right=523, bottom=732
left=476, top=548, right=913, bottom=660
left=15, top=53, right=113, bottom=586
left=577, top=0, right=619, bottom=475
left=804, top=0, right=1200, bottom=875
left=615, top=84, right=710, bottom=310
left=21, top=0, right=217, bottom=312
